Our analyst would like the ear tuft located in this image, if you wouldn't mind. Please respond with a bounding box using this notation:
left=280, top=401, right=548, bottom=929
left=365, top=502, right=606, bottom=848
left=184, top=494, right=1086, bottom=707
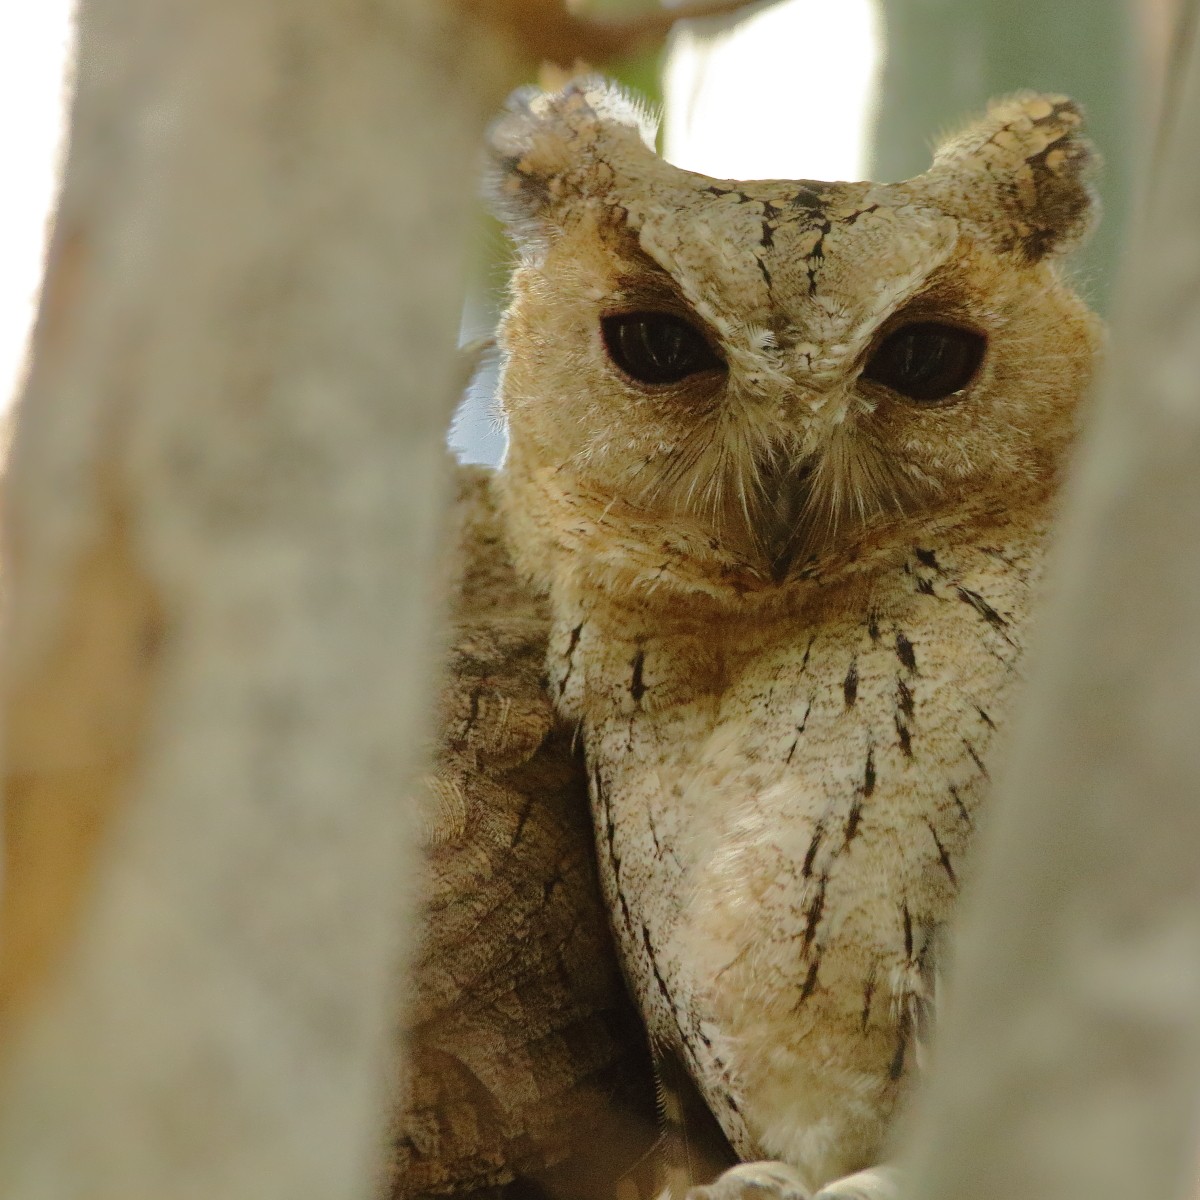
left=484, top=77, right=658, bottom=248
left=928, top=93, right=1098, bottom=263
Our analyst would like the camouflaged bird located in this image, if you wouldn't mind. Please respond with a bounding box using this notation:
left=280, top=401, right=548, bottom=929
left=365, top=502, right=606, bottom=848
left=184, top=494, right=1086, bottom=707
left=402, top=81, right=1101, bottom=1200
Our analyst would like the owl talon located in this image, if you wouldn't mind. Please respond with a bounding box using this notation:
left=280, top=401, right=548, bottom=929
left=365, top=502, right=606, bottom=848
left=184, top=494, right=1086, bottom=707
left=687, top=1160, right=810, bottom=1200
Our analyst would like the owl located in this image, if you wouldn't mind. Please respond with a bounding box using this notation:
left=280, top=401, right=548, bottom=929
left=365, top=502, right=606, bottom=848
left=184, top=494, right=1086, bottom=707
left=429, top=80, right=1100, bottom=1200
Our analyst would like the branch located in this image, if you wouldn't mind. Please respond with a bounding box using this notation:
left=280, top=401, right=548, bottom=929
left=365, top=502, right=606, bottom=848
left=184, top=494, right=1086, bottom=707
left=463, top=0, right=776, bottom=67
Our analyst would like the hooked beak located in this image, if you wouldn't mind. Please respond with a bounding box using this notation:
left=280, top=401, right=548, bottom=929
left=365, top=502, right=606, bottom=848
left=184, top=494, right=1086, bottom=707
left=756, top=457, right=817, bottom=584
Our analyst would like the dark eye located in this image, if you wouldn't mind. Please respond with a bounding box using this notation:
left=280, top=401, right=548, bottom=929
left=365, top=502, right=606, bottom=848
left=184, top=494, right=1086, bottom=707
left=861, top=321, right=986, bottom=403
left=601, top=311, right=724, bottom=385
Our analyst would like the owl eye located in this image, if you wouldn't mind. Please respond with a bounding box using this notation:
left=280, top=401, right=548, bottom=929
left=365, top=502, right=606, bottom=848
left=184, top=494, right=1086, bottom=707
left=861, top=321, right=986, bottom=403
left=601, top=312, right=724, bottom=386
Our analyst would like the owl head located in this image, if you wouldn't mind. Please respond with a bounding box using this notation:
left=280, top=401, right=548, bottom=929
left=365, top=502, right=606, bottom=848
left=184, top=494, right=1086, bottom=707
left=486, top=80, right=1101, bottom=600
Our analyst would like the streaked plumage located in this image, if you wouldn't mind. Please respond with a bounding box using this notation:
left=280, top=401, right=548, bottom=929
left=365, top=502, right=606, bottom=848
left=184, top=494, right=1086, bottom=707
left=445, top=81, right=1100, bottom=1199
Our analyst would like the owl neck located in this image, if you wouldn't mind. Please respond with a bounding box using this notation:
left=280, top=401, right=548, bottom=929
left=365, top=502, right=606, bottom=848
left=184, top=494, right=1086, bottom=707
left=497, top=447, right=1057, bottom=631
left=495, top=461, right=1056, bottom=736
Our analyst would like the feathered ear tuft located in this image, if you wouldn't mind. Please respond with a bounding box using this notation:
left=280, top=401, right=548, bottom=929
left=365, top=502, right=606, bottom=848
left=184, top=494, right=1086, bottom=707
left=484, top=77, right=658, bottom=249
left=926, top=93, right=1098, bottom=263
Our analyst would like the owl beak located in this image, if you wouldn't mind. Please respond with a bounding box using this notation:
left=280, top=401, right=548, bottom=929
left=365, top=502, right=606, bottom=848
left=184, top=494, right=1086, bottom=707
left=757, top=458, right=815, bottom=584
left=768, top=537, right=798, bottom=584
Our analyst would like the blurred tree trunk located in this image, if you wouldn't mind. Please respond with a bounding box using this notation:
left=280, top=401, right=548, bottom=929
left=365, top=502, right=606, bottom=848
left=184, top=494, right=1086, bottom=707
left=0, top=2, right=765, bottom=1195
left=0, top=2, right=516, bottom=1197
left=871, top=0, right=1141, bottom=311
left=901, top=7, right=1200, bottom=1200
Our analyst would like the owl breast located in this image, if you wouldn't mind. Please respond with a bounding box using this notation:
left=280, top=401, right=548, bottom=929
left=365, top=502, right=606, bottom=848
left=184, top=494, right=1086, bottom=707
left=550, top=510, right=1045, bottom=1190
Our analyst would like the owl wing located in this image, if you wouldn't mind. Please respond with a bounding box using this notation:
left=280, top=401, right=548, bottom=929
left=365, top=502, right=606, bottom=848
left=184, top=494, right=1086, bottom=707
left=391, top=466, right=658, bottom=1200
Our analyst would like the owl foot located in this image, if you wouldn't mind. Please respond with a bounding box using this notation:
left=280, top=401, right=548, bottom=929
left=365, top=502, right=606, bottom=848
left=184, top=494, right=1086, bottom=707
left=812, top=1164, right=901, bottom=1200
left=686, top=1160, right=810, bottom=1200
left=683, top=1160, right=900, bottom=1200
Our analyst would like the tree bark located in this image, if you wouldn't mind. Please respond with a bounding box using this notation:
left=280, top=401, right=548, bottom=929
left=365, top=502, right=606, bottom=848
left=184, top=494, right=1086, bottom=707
left=900, top=9, right=1200, bottom=1200
left=0, top=2, right=514, bottom=1197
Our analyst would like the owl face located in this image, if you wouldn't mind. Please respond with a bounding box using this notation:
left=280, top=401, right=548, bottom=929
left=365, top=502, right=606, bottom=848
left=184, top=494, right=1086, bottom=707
left=489, top=82, right=1101, bottom=594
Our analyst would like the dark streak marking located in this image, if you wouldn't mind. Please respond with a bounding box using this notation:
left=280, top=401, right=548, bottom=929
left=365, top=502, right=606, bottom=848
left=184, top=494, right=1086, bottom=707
left=805, top=218, right=833, bottom=293
left=897, top=677, right=915, bottom=719
left=902, top=904, right=914, bottom=960
left=786, top=701, right=812, bottom=765
left=914, top=547, right=940, bottom=570
left=895, top=631, right=917, bottom=673
left=841, top=203, right=879, bottom=226
left=861, top=965, right=877, bottom=1031
left=703, top=185, right=750, bottom=202
left=790, top=184, right=826, bottom=211
left=800, top=635, right=815, bottom=674
left=797, top=960, right=820, bottom=1005
left=981, top=545, right=1019, bottom=568
left=956, top=586, right=1012, bottom=637
left=615, top=887, right=635, bottom=936
left=648, top=811, right=663, bottom=858
left=949, top=784, right=973, bottom=827
left=889, top=1027, right=908, bottom=1080
left=602, top=813, right=635, bottom=937
left=595, top=764, right=631, bottom=932
left=867, top=610, right=881, bottom=642
left=601, top=809, right=617, bottom=867
left=559, top=622, right=583, bottom=696
left=846, top=747, right=874, bottom=844
left=915, top=576, right=936, bottom=596
left=843, top=659, right=859, bottom=708
left=630, top=648, right=647, bottom=703
left=928, top=821, right=958, bottom=886
left=642, top=925, right=673, bottom=1005
left=986, top=643, right=1020, bottom=671
left=976, top=704, right=997, bottom=729
left=802, top=825, right=824, bottom=878
left=895, top=716, right=913, bottom=759
left=845, top=799, right=863, bottom=845
left=964, top=738, right=990, bottom=779
left=802, top=877, right=827, bottom=950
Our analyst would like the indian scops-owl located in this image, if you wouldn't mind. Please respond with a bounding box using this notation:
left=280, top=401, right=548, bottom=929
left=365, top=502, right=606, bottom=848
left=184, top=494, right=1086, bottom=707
left=473, top=80, right=1100, bottom=1198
